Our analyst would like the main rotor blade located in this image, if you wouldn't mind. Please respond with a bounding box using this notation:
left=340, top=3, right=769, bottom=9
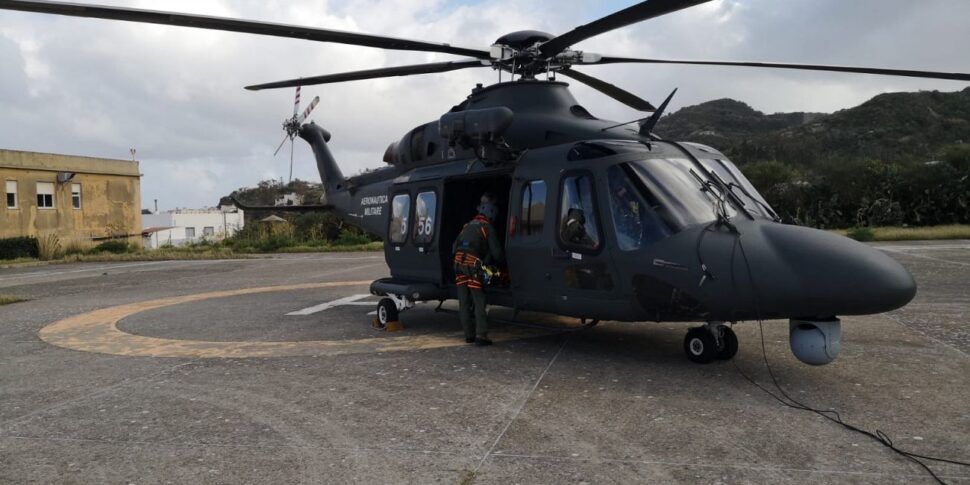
left=0, top=0, right=489, bottom=58
left=246, top=60, right=489, bottom=91
left=559, top=68, right=656, bottom=112
left=539, top=0, right=711, bottom=58
left=589, top=57, right=970, bottom=82
left=293, top=86, right=301, bottom=117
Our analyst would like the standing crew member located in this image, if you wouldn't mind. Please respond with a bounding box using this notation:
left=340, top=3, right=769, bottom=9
left=452, top=193, right=503, bottom=346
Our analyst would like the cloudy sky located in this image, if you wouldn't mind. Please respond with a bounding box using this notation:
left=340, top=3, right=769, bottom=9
left=2, top=0, right=969, bottom=210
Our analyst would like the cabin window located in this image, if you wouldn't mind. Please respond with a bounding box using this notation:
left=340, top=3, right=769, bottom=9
left=558, top=174, right=601, bottom=252
left=519, top=180, right=546, bottom=236
left=412, top=191, right=437, bottom=244
left=389, top=193, right=411, bottom=244
left=71, top=183, right=82, bottom=209
left=36, top=182, right=55, bottom=209
left=607, top=165, right=671, bottom=250
left=5, top=180, right=17, bottom=209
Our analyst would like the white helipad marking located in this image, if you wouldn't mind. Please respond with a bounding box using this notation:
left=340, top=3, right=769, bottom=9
left=286, top=294, right=375, bottom=316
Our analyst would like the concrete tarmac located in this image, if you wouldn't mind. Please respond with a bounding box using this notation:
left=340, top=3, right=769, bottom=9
left=0, top=245, right=968, bottom=484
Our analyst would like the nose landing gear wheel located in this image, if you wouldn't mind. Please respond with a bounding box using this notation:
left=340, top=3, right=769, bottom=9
left=684, top=327, right=717, bottom=364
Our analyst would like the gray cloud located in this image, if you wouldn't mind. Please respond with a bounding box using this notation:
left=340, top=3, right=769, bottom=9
left=1, top=0, right=968, bottom=210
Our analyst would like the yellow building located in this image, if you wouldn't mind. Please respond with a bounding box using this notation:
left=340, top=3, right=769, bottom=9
left=1, top=149, right=142, bottom=244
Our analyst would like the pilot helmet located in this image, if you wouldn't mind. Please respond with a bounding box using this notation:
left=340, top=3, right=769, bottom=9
left=477, top=193, right=498, bottom=221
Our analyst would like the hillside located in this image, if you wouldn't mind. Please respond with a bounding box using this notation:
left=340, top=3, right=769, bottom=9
left=654, top=87, right=970, bottom=165
left=219, top=89, right=970, bottom=230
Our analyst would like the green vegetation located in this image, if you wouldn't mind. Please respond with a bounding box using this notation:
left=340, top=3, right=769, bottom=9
left=844, top=226, right=875, bottom=242
left=836, top=224, right=970, bottom=242
left=220, top=179, right=382, bottom=252
left=0, top=236, right=39, bottom=260
left=458, top=470, right=478, bottom=485
left=93, top=240, right=132, bottom=254
left=0, top=295, right=28, bottom=306
left=657, top=88, right=970, bottom=229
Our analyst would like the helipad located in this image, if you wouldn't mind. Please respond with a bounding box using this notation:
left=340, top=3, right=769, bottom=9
left=0, top=248, right=968, bottom=483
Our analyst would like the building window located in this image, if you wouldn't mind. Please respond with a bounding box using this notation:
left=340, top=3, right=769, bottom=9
left=5, top=180, right=16, bottom=209
left=559, top=174, right=601, bottom=252
left=185, top=227, right=196, bottom=239
left=389, top=193, right=410, bottom=244
left=203, top=226, right=215, bottom=237
left=520, top=180, right=546, bottom=236
left=36, top=182, right=55, bottom=209
left=412, top=191, right=437, bottom=244
left=71, top=183, right=82, bottom=209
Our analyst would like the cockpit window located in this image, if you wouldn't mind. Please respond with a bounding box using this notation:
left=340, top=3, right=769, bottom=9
left=627, top=158, right=736, bottom=230
left=607, top=166, right=671, bottom=250
left=559, top=174, right=601, bottom=252
left=699, top=158, right=777, bottom=219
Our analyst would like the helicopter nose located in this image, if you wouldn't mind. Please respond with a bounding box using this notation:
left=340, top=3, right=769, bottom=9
left=753, top=223, right=916, bottom=317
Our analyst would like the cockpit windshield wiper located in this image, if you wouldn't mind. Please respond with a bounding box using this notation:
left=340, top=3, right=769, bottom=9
left=688, top=168, right=742, bottom=225
left=704, top=170, right=756, bottom=220
left=723, top=181, right=780, bottom=222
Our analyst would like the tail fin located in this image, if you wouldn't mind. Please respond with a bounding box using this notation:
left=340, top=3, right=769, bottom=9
left=299, top=122, right=346, bottom=195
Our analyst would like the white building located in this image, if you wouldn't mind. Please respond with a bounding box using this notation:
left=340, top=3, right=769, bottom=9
left=142, top=206, right=244, bottom=249
left=275, top=192, right=302, bottom=206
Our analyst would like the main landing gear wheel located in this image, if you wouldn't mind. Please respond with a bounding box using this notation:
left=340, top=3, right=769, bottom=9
left=715, top=326, right=738, bottom=361
left=684, top=327, right=717, bottom=364
left=376, top=298, right=398, bottom=328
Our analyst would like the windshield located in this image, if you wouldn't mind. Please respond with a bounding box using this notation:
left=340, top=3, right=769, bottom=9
left=626, top=158, right=737, bottom=230
left=698, top=158, right=777, bottom=219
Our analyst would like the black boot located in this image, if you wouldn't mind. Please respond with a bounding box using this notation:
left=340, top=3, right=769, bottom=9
left=475, top=337, right=492, bottom=346
left=465, top=336, right=476, bottom=344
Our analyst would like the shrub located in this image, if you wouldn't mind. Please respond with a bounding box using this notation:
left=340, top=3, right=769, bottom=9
left=335, top=230, right=370, bottom=246
left=845, top=226, right=875, bottom=242
left=37, top=234, right=63, bottom=261
left=63, top=239, right=88, bottom=256
left=0, top=236, right=39, bottom=260
left=94, top=240, right=131, bottom=254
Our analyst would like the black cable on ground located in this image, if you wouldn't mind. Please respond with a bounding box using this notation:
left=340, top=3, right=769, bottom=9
left=733, top=233, right=970, bottom=485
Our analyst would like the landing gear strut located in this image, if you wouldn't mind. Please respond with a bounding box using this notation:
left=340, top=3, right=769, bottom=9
left=684, top=322, right=738, bottom=364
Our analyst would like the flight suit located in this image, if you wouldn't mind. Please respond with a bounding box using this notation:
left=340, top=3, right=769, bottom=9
left=452, top=215, right=503, bottom=341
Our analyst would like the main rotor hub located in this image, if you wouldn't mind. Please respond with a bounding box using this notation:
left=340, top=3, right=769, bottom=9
left=489, top=30, right=603, bottom=79
left=493, top=30, right=554, bottom=51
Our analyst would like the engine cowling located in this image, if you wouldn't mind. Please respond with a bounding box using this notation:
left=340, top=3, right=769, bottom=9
left=789, top=318, right=842, bottom=365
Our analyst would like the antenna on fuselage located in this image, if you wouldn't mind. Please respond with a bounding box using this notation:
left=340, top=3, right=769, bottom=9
left=638, top=88, right=677, bottom=136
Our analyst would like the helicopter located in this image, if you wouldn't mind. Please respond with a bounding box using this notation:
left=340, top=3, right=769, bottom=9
left=4, top=0, right=969, bottom=365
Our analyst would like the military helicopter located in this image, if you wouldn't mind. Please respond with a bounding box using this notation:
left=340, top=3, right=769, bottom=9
left=5, top=0, right=969, bottom=365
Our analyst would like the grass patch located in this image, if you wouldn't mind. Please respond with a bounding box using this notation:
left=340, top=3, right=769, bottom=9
left=0, top=241, right=383, bottom=268
left=273, top=241, right=384, bottom=253
left=0, top=258, right=47, bottom=269
left=64, top=248, right=245, bottom=263
left=457, top=470, right=478, bottom=485
left=0, top=295, right=28, bottom=306
left=835, top=224, right=970, bottom=241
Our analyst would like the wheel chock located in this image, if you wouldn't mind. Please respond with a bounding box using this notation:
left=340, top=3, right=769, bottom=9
left=371, top=318, right=384, bottom=330
left=384, top=321, right=404, bottom=332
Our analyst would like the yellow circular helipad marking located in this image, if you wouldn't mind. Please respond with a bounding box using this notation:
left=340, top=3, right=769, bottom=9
left=39, top=281, right=546, bottom=358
